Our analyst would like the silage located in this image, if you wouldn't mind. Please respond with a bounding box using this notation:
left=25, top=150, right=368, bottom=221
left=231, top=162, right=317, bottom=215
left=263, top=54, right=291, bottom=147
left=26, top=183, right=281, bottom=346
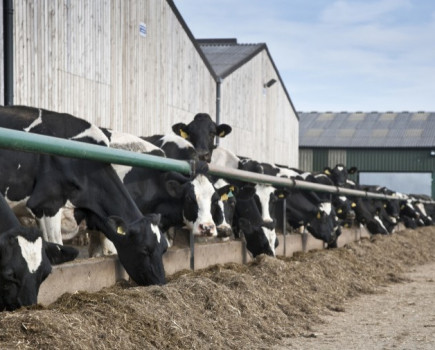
left=1, top=227, right=434, bottom=350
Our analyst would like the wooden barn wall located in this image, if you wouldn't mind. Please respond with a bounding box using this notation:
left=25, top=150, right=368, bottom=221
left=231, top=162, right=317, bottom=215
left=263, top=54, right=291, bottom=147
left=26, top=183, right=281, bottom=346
left=0, top=0, right=4, bottom=105
left=13, top=0, right=215, bottom=136
left=218, top=50, right=298, bottom=167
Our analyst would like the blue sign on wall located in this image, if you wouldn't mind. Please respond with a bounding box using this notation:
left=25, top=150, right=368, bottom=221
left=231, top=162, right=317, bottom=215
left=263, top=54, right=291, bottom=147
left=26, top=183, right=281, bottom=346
left=139, top=22, right=146, bottom=37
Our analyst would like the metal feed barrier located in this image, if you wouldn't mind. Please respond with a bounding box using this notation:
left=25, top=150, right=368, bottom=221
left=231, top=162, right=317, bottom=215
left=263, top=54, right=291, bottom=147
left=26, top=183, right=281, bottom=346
left=0, top=127, right=433, bottom=303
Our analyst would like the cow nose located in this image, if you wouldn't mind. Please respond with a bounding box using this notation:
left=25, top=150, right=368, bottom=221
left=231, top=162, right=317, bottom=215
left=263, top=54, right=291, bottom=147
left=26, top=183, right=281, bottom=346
left=199, top=223, right=215, bottom=236
left=198, top=151, right=211, bottom=162
left=217, top=225, right=232, bottom=238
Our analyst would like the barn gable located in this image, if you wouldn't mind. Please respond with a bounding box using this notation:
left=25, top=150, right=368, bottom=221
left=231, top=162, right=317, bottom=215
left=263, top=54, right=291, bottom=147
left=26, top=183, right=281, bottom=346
left=197, top=39, right=299, bottom=166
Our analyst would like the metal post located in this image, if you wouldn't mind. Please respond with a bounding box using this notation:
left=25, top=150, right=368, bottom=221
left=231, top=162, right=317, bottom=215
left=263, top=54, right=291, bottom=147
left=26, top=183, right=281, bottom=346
left=189, top=231, right=195, bottom=270
left=282, top=198, right=287, bottom=256
left=3, top=0, right=14, bottom=105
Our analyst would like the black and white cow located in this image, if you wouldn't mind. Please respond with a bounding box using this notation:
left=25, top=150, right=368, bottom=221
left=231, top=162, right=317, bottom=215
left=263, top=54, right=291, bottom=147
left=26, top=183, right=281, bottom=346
left=171, top=113, right=232, bottom=162
left=324, top=164, right=357, bottom=187
left=211, top=147, right=286, bottom=256
left=143, top=133, right=234, bottom=238
left=0, top=105, right=167, bottom=286
left=344, top=182, right=392, bottom=235
left=0, top=193, right=78, bottom=311
left=258, top=163, right=342, bottom=248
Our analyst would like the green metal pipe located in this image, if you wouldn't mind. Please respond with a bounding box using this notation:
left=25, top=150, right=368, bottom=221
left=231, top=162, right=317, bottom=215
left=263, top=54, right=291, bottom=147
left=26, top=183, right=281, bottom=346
left=0, top=127, right=433, bottom=204
left=0, top=127, right=191, bottom=174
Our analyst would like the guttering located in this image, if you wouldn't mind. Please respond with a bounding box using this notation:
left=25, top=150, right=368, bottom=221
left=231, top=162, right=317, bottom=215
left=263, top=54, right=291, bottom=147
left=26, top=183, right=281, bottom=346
left=3, top=0, right=14, bottom=105
left=215, top=76, right=222, bottom=146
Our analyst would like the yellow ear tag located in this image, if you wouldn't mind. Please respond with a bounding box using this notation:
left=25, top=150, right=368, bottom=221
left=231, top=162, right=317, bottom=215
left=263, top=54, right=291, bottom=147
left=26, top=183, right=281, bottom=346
left=337, top=209, right=343, bottom=214
left=384, top=204, right=387, bottom=208
left=317, top=212, right=321, bottom=219
left=219, top=131, right=226, bottom=137
left=324, top=169, right=331, bottom=175
left=351, top=202, right=357, bottom=208
left=221, top=193, right=229, bottom=201
left=117, top=226, right=126, bottom=235
left=180, top=129, right=188, bottom=139
left=229, top=186, right=235, bottom=192
left=278, top=194, right=285, bottom=199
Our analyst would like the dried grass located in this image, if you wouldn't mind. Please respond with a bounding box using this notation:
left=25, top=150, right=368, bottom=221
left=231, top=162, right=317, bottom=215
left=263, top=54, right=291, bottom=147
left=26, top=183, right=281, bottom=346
left=1, top=226, right=435, bottom=349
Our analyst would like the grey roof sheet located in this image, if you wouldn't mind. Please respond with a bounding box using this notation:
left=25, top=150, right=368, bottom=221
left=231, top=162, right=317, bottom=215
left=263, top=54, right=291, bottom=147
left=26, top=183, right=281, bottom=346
left=299, top=112, right=435, bottom=148
left=197, top=39, right=264, bottom=78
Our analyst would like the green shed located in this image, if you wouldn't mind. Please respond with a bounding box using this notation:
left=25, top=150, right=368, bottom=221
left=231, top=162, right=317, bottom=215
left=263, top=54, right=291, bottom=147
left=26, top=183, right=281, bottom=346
left=298, top=112, right=435, bottom=198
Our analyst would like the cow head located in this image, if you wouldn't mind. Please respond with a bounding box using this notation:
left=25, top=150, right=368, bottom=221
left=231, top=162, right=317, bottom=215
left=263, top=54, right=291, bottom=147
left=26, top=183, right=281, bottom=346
left=165, top=173, right=219, bottom=237
left=324, top=164, right=357, bottom=187
left=103, top=214, right=167, bottom=286
left=0, top=226, right=78, bottom=311
left=252, top=184, right=288, bottom=225
left=212, top=179, right=237, bottom=238
left=238, top=218, right=278, bottom=257
left=235, top=186, right=279, bottom=257
left=306, top=201, right=341, bottom=246
left=332, top=195, right=355, bottom=228
left=351, top=198, right=390, bottom=234
left=172, top=113, right=232, bottom=162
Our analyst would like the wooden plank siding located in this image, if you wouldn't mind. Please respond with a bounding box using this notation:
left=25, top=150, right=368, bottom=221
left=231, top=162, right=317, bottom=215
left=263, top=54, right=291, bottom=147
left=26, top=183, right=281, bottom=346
left=218, top=50, right=299, bottom=167
left=12, top=0, right=216, bottom=137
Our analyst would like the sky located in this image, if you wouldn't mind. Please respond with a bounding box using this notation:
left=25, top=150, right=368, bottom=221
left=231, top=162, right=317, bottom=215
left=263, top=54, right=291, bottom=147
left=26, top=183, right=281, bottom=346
left=174, top=0, right=435, bottom=112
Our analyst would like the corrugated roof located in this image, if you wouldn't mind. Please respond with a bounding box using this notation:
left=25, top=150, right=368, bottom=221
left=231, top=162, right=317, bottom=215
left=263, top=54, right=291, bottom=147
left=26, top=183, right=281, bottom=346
left=197, top=39, right=265, bottom=78
left=299, top=112, right=435, bottom=148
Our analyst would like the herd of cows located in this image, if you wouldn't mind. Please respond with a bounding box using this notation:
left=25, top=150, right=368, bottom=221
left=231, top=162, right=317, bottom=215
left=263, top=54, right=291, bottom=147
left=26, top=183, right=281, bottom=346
left=0, top=105, right=434, bottom=312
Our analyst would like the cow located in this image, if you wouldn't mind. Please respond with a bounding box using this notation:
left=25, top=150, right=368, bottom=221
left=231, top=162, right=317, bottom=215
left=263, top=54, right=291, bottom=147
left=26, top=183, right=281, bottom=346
left=258, top=163, right=342, bottom=248
left=0, top=105, right=167, bottom=286
left=408, top=195, right=433, bottom=226
left=211, top=147, right=286, bottom=256
left=212, top=178, right=237, bottom=239
left=143, top=133, right=235, bottom=239
left=324, top=164, right=357, bottom=187
left=171, top=113, right=232, bottom=162
left=344, top=182, right=391, bottom=235
left=0, top=193, right=78, bottom=311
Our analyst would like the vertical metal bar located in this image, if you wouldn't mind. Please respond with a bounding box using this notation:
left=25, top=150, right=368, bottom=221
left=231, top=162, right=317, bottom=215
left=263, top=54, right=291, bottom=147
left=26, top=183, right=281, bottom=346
left=215, top=77, right=222, bottom=146
left=282, top=198, right=287, bottom=256
left=189, top=230, right=195, bottom=270
left=3, top=0, right=14, bottom=105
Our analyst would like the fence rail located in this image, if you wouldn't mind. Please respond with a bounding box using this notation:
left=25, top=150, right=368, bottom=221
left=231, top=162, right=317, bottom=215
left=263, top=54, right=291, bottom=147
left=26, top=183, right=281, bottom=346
left=0, top=127, right=433, bottom=204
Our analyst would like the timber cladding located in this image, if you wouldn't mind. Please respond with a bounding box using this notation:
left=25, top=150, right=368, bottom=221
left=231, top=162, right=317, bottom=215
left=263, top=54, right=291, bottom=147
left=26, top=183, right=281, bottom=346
left=13, top=0, right=216, bottom=137
left=10, top=0, right=298, bottom=166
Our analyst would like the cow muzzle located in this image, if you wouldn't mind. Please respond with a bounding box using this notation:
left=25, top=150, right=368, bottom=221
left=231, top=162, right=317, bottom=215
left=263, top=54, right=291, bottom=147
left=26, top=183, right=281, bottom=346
left=198, top=223, right=217, bottom=237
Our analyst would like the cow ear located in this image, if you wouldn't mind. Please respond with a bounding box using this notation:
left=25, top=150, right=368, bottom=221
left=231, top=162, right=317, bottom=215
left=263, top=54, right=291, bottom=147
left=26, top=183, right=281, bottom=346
left=44, top=242, right=79, bottom=265
left=145, top=213, right=161, bottom=226
left=275, top=188, right=289, bottom=199
left=172, top=123, right=189, bottom=139
left=216, top=124, right=232, bottom=138
left=324, top=167, right=332, bottom=175
left=108, top=216, right=128, bottom=237
left=165, top=179, right=184, bottom=199
left=348, top=167, right=357, bottom=174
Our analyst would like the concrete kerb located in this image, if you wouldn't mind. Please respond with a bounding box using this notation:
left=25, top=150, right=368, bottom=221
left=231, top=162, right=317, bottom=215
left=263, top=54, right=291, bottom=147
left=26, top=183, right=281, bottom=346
left=38, top=225, right=390, bottom=306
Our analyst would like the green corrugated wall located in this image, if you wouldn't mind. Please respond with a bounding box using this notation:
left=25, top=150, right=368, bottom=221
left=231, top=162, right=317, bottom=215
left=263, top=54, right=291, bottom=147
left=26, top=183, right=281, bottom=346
left=301, top=148, right=435, bottom=198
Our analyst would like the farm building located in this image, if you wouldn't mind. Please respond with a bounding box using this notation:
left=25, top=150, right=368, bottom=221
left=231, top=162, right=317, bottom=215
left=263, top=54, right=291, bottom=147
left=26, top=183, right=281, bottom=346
left=298, top=111, right=435, bottom=198
left=197, top=39, right=299, bottom=166
left=0, top=0, right=298, bottom=166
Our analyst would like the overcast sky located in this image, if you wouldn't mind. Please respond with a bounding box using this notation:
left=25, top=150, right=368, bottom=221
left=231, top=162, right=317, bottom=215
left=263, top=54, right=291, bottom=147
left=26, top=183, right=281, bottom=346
left=174, top=0, right=435, bottom=113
